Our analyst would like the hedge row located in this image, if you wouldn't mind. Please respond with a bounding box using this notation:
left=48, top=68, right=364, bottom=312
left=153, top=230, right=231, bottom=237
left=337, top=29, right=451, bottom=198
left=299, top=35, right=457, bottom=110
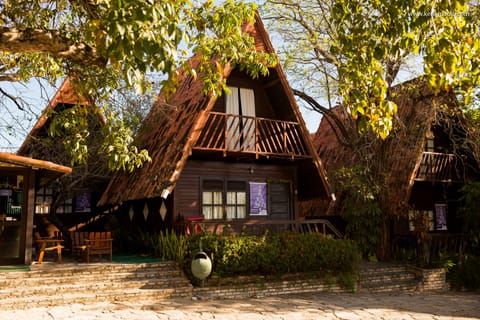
left=184, top=232, right=361, bottom=278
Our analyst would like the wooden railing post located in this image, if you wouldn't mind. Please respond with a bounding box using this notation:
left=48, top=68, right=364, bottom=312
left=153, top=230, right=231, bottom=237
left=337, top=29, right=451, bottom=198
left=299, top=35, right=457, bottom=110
left=255, top=117, right=259, bottom=159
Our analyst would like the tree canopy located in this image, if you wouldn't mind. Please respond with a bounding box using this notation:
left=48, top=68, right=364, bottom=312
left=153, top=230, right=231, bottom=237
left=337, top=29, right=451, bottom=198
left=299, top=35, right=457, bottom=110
left=262, top=0, right=480, bottom=139
left=261, top=0, right=480, bottom=260
left=0, top=0, right=275, bottom=170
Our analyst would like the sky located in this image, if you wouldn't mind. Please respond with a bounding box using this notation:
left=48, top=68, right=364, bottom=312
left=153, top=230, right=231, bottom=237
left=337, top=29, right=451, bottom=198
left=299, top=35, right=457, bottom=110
left=0, top=79, right=58, bottom=152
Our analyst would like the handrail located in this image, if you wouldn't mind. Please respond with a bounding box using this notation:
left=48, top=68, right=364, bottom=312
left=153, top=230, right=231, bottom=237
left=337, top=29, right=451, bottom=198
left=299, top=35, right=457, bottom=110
left=415, top=152, right=457, bottom=182
left=184, top=219, right=343, bottom=239
left=195, top=112, right=310, bottom=158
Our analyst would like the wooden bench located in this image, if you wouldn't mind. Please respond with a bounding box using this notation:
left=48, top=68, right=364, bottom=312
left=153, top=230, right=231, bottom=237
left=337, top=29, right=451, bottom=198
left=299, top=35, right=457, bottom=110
left=71, top=231, right=113, bottom=263
left=71, top=231, right=89, bottom=259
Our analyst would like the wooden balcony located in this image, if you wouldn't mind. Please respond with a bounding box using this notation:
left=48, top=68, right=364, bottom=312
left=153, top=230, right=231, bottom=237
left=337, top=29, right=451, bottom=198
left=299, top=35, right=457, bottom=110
left=194, top=112, right=310, bottom=159
left=415, top=152, right=458, bottom=182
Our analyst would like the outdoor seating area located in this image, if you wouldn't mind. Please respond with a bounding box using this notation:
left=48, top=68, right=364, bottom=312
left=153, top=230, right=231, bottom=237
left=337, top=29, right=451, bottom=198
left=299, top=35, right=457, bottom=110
left=71, top=231, right=113, bottom=263
left=35, top=231, right=113, bottom=264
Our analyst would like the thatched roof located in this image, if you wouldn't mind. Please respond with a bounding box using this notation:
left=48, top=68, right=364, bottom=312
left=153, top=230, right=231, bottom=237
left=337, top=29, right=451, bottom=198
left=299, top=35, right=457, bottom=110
left=17, top=78, right=92, bottom=156
left=98, top=14, right=333, bottom=207
left=313, top=77, right=465, bottom=214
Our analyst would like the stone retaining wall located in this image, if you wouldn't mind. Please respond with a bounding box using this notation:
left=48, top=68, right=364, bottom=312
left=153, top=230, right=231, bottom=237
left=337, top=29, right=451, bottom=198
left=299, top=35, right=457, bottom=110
left=407, top=266, right=448, bottom=292
left=192, top=275, right=352, bottom=299
left=192, top=265, right=449, bottom=299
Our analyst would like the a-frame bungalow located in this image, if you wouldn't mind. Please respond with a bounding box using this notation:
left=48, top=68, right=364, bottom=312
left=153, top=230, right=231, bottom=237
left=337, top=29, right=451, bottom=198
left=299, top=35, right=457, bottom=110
left=97, top=15, right=335, bottom=234
left=17, top=78, right=109, bottom=233
left=313, top=77, right=480, bottom=258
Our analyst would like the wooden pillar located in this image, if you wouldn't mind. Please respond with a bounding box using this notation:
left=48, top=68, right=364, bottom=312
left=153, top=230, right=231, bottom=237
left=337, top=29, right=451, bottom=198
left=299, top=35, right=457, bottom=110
left=23, top=169, right=36, bottom=265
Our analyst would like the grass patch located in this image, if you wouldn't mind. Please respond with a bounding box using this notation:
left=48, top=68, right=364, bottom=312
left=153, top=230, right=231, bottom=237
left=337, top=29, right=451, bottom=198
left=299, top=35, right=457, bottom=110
left=0, top=265, right=30, bottom=272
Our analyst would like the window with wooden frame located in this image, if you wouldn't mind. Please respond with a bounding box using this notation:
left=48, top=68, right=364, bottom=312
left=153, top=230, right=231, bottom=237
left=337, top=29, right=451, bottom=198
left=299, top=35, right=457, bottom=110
left=202, top=180, right=224, bottom=220
left=35, top=187, right=73, bottom=215
left=408, top=210, right=435, bottom=232
left=201, top=179, right=248, bottom=220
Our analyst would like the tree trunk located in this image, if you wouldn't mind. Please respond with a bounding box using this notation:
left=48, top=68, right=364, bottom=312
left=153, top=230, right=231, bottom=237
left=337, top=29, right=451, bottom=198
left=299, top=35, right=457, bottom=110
left=377, top=215, right=392, bottom=261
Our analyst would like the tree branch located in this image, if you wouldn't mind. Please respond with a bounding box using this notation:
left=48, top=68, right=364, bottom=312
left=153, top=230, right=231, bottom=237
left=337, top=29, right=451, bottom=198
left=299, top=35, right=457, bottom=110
left=0, top=74, right=19, bottom=82
left=0, top=87, right=24, bottom=110
left=69, top=0, right=100, bottom=19
left=0, top=27, right=106, bottom=66
left=292, top=88, right=353, bottom=147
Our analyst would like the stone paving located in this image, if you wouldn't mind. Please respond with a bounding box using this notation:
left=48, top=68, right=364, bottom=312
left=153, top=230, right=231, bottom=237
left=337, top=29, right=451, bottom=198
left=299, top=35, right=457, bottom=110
left=0, top=292, right=478, bottom=320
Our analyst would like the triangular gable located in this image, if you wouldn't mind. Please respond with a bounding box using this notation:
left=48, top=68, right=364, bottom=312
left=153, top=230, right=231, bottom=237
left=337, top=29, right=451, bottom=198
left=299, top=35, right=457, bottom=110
left=313, top=77, right=462, bottom=214
left=98, top=13, right=333, bottom=207
left=17, top=77, right=91, bottom=156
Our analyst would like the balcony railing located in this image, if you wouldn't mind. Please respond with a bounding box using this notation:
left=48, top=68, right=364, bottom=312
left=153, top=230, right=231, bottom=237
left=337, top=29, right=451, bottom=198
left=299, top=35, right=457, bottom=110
left=194, top=112, right=310, bottom=158
left=415, top=152, right=457, bottom=182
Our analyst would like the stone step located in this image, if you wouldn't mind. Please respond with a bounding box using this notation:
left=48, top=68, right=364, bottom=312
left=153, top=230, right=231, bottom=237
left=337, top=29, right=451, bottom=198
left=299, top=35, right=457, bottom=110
left=358, top=262, right=420, bottom=293
left=1, top=261, right=179, bottom=279
left=0, top=286, right=193, bottom=310
left=359, top=271, right=416, bottom=282
left=358, top=279, right=420, bottom=293
left=360, top=264, right=408, bottom=275
left=0, top=261, right=193, bottom=310
left=0, top=269, right=185, bottom=288
left=0, top=277, right=191, bottom=297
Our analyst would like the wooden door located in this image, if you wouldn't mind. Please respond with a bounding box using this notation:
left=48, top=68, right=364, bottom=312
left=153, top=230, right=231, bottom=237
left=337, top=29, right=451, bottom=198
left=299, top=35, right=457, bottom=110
left=268, top=182, right=291, bottom=221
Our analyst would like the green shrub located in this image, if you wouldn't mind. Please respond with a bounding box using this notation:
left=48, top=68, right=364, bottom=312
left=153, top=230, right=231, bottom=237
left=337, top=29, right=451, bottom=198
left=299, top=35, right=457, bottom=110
left=184, top=232, right=361, bottom=281
left=448, top=254, right=480, bottom=291
left=138, top=229, right=188, bottom=265
left=337, top=272, right=357, bottom=292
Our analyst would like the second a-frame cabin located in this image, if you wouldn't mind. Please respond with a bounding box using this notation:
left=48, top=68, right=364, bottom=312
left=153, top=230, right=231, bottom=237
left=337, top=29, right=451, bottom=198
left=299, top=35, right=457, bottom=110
left=313, top=77, right=480, bottom=257
left=98, top=15, right=334, bottom=233
left=17, top=78, right=109, bottom=232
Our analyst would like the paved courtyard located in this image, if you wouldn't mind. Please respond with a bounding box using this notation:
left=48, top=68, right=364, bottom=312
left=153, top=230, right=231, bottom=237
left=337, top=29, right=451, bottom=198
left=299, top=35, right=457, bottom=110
left=0, top=292, right=478, bottom=320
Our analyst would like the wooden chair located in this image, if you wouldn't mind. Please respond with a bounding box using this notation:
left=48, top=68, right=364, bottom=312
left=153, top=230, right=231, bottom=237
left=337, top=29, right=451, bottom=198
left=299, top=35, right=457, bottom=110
left=35, top=231, right=64, bottom=264
left=83, top=231, right=113, bottom=263
left=71, top=231, right=89, bottom=259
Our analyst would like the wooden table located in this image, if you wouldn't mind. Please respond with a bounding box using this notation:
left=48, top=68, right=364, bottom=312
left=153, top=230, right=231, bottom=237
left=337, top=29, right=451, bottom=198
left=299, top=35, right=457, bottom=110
left=35, top=238, right=64, bottom=264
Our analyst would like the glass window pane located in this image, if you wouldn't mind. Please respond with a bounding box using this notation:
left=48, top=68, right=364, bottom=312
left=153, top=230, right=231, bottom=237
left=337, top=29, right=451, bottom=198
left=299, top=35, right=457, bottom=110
left=213, top=207, right=223, bottom=219
left=203, top=207, right=212, bottom=219
left=203, top=192, right=212, bottom=205
left=237, top=192, right=246, bottom=204
left=226, top=192, right=235, bottom=204
left=227, top=181, right=246, bottom=191
left=226, top=206, right=235, bottom=219
left=213, top=192, right=223, bottom=204
left=203, top=180, right=223, bottom=190
left=237, top=206, right=246, bottom=219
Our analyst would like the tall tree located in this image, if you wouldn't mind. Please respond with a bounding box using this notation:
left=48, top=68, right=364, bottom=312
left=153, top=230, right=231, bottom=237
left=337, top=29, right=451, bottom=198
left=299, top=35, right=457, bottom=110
left=262, top=0, right=479, bottom=138
left=0, top=0, right=275, bottom=170
left=261, top=0, right=480, bottom=260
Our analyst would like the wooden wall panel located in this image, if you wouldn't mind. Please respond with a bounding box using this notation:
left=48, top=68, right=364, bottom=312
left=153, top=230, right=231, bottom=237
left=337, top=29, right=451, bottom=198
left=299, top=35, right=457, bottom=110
left=174, top=160, right=297, bottom=220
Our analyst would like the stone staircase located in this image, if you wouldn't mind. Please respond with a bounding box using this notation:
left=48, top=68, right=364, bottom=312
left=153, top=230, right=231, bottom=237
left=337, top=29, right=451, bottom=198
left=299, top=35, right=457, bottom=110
left=0, top=261, right=193, bottom=310
left=358, top=262, right=421, bottom=293
left=0, top=261, right=443, bottom=309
